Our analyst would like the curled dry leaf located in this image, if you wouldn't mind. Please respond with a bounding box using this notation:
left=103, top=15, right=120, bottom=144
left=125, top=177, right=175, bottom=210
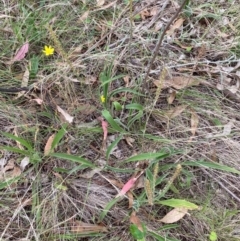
left=159, top=207, right=188, bottom=223
left=71, top=220, right=107, bottom=233
left=12, top=42, right=29, bottom=63
left=44, top=134, right=56, bottom=156
left=57, top=105, right=74, bottom=123
left=166, top=18, right=184, bottom=36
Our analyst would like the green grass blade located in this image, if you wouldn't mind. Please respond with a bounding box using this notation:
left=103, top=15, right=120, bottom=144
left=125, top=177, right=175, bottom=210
left=125, top=103, right=144, bottom=111
left=102, top=110, right=125, bottom=133
left=0, top=176, right=21, bottom=190
left=51, top=124, right=67, bottom=150
left=123, top=152, right=170, bottom=164
left=148, top=231, right=180, bottom=241
left=100, top=74, right=126, bottom=86
left=104, top=165, right=135, bottom=173
left=158, top=224, right=179, bottom=231
left=0, top=146, right=30, bottom=155
left=106, top=134, right=123, bottom=160
left=183, top=160, right=240, bottom=174
left=50, top=153, right=96, bottom=168
left=158, top=199, right=199, bottom=210
left=1, top=132, right=33, bottom=151
left=127, top=110, right=143, bottom=127
left=144, top=134, right=171, bottom=143
left=98, top=197, right=120, bottom=222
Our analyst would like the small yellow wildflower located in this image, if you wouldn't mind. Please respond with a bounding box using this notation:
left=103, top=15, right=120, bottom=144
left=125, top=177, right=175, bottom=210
left=100, top=95, right=105, bottom=103
left=42, top=45, right=54, bottom=56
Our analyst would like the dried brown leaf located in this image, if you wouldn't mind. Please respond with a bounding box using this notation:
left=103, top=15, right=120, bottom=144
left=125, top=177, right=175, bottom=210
left=165, top=105, right=187, bottom=119
left=44, top=134, right=55, bottom=156
left=156, top=76, right=200, bottom=90
left=125, top=136, right=135, bottom=147
left=32, top=98, right=44, bottom=105
left=85, top=75, right=97, bottom=85
left=123, top=75, right=130, bottom=87
left=71, top=220, right=107, bottom=233
left=166, top=18, right=184, bottom=36
left=130, top=212, right=144, bottom=232
left=0, top=160, right=22, bottom=181
left=140, top=9, right=150, bottom=20
left=128, top=191, right=134, bottom=209
left=159, top=207, right=188, bottom=223
left=16, top=68, right=29, bottom=98
left=167, top=91, right=176, bottom=104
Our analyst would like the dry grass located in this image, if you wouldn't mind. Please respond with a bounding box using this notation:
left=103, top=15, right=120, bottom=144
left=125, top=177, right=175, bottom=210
left=0, top=0, right=240, bottom=241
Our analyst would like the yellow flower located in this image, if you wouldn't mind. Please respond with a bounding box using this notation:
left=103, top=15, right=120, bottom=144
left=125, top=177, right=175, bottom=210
left=100, top=95, right=105, bottom=103
left=42, top=45, right=54, bottom=56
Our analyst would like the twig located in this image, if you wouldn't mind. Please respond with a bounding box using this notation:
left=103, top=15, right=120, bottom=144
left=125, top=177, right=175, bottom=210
left=142, top=0, right=188, bottom=91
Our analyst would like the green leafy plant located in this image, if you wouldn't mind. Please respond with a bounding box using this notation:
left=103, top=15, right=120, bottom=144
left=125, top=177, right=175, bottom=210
left=209, top=231, right=218, bottom=241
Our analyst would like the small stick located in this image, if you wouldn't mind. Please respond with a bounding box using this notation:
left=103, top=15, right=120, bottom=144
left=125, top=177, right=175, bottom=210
left=142, top=0, right=188, bottom=91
